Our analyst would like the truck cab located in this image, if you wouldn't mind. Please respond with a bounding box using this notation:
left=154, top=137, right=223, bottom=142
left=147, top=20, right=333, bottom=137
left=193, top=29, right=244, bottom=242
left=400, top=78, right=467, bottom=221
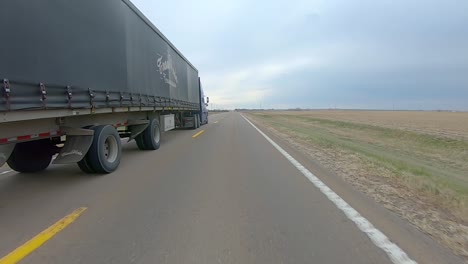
left=199, top=78, right=209, bottom=125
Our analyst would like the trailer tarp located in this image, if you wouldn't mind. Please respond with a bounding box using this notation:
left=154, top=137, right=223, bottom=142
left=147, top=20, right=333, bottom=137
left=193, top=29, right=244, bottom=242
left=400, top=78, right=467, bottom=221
left=0, top=0, right=199, bottom=111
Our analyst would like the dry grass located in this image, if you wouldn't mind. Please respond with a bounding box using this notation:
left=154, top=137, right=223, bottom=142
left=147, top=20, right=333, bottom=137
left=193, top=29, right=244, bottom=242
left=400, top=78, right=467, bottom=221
left=247, top=110, right=468, bottom=260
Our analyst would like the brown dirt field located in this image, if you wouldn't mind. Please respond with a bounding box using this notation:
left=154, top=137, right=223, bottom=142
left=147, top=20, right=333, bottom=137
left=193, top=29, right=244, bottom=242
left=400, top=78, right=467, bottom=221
left=273, top=110, right=468, bottom=140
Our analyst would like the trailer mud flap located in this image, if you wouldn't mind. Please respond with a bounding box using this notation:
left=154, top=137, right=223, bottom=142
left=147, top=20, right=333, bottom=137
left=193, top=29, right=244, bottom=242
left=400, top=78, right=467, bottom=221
left=54, top=128, right=94, bottom=164
left=127, top=119, right=149, bottom=142
left=0, top=143, right=15, bottom=167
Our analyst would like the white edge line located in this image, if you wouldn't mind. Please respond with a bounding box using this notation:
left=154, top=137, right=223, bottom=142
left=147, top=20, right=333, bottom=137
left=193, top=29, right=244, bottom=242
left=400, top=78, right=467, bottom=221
left=0, top=170, right=14, bottom=175
left=241, top=114, right=416, bottom=264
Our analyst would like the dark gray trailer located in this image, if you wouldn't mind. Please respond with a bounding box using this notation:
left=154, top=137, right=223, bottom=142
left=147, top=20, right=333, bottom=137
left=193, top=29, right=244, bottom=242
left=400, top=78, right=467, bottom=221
left=0, top=0, right=209, bottom=173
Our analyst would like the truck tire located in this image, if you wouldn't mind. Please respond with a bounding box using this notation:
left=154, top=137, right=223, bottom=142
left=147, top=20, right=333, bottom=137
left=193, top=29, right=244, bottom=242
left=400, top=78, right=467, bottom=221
left=86, top=125, right=122, bottom=173
left=135, top=119, right=161, bottom=150
left=195, top=115, right=199, bottom=128
left=77, top=154, right=95, bottom=173
left=191, top=115, right=197, bottom=129
left=7, top=140, right=53, bottom=173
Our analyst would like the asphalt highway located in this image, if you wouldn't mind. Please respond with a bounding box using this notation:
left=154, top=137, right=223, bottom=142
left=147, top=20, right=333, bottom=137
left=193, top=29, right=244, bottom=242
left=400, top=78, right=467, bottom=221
left=0, top=112, right=463, bottom=264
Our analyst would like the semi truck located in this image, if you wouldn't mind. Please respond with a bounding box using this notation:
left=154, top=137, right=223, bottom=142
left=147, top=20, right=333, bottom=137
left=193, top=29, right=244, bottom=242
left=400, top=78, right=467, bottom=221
left=0, top=0, right=208, bottom=174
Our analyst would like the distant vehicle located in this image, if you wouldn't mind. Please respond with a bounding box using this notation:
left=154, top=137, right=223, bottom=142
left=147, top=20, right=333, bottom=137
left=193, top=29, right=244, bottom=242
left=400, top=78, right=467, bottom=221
left=0, top=0, right=208, bottom=174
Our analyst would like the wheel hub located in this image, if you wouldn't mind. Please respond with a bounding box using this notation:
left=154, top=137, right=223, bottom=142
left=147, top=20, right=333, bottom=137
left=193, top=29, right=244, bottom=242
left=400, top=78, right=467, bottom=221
left=103, top=136, right=118, bottom=163
left=153, top=126, right=160, bottom=143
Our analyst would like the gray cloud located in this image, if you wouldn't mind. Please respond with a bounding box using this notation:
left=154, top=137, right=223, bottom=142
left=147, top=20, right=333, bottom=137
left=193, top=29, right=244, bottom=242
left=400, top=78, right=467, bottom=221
left=132, top=0, right=468, bottom=110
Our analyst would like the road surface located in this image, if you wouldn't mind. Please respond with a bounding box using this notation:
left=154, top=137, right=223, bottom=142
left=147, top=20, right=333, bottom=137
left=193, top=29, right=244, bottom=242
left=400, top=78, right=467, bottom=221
left=0, top=112, right=463, bottom=263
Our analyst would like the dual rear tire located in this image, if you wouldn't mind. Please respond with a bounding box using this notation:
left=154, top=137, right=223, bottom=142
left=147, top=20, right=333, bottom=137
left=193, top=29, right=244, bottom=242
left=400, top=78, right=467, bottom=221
left=77, top=125, right=122, bottom=174
left=135, top=119, right=161, bottom=150
left=78, top=119, right=161, bottom=174
left=192, top=114, right=200, bottom=129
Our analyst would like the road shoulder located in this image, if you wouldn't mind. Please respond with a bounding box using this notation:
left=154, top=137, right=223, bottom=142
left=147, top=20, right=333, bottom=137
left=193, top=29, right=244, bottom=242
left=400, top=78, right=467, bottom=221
left=244, top=113, right=464, bottom=264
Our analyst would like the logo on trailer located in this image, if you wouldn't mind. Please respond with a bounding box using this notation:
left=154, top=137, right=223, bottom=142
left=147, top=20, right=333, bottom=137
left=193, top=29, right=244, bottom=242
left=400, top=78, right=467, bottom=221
left=157, top=53, right=178, bottom=88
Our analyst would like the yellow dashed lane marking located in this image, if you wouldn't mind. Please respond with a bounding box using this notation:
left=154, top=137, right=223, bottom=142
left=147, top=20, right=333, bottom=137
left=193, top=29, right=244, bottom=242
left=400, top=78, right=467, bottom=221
left=192, top=130, right=205, bottom=138
left=0, top=207, right=87, bottom=264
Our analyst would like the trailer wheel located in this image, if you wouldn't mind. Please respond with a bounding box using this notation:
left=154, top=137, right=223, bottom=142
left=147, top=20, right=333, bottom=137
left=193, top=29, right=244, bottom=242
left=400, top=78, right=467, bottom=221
left=196, top=115, right=200, bottom=128
left=86, top=125, right=122, bottom=173
left=191, top=115, right=197, bottom=129
left=135, top=119, right=161, bottom=150
left=7, top=140, right=53, bottom=173
left=77, top=155, right=95, bottom=173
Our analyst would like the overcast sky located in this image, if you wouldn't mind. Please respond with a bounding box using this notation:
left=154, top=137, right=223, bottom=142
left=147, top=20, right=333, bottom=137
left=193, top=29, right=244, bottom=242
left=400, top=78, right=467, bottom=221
left=131, top=0, right=468, bottom=110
